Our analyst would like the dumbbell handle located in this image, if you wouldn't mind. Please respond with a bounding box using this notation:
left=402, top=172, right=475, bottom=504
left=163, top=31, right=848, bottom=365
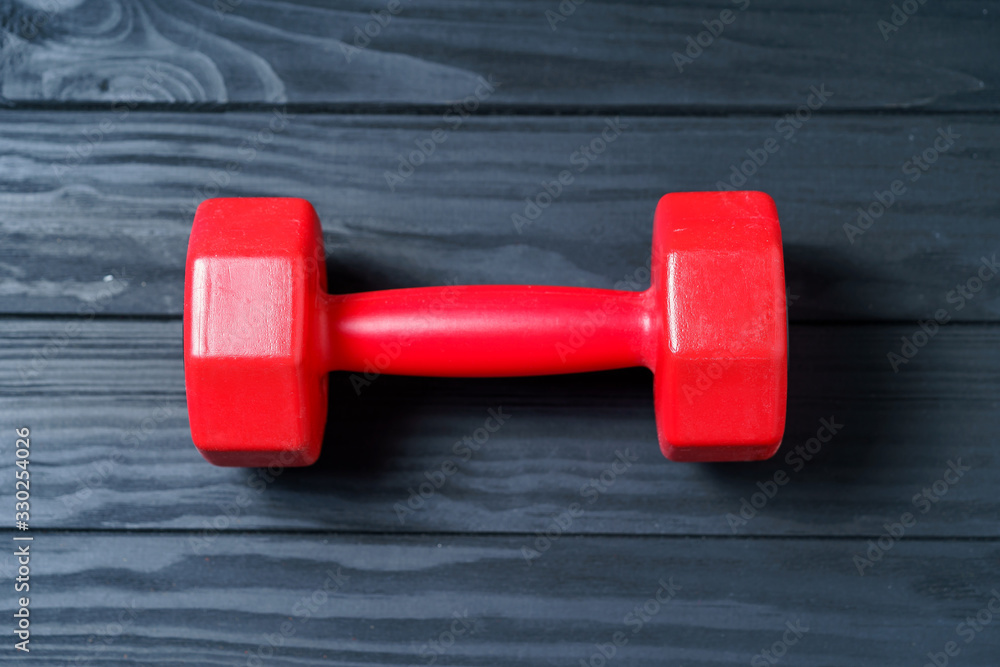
left=319, top=285, right=657, bottom=376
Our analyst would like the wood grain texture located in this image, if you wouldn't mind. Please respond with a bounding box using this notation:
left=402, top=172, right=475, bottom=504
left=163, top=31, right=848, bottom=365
left=4, top=317, right=997, bottom=537
left=0, top=112, right=997, bottom=320
left=0, top=0, right=996, bottom=662
left=3, top=532, right=996, bottom=665
left=0, top=0, right=997, bottom=110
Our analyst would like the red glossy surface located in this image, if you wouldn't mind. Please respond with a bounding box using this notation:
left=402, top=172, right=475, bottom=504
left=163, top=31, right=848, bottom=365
left=651, top=191, right=787, bottom=462
left=320, top=286, right=655, bottom=376
left=185, top=198, right=329, bottom=466
left=184, top=192, right=786, bottom=467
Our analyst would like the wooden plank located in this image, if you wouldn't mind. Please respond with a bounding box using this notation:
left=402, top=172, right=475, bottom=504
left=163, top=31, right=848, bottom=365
left=1, top=0, right=997, bottom=110
left=15, top=532, right=1000, bottom=665
left=0, top=112, right=996, bottom=320
left=5, top=318, right=998, bottom=536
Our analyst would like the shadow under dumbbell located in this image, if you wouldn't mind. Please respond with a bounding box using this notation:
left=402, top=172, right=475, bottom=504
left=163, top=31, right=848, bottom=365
left=702, top=322, right=889, bottom=476
left=280, top=250, right=659, bottom=487
left=271, top=366, right=657, bottom=498
left=271, top=246, right=906, bottom=538
left=296, top=367, right=656, bottom=477
left=695, top=318, right=925, bottom=539
left=699, top=243, right=907, bottom=532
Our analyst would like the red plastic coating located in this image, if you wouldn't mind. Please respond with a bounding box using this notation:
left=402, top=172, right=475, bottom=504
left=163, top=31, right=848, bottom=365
left=321, top=287, right=655, bottom=376
left=184, top=192, right=787, bottom=467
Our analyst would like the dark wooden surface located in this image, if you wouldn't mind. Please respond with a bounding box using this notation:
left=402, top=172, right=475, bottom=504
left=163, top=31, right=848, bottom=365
left=1, top=0, right=999, bottom=665
left=1, top=0, right=998, bottom=110
left=3, top=319, right=998, bottom=538
left=17, top=534, right=1000, bottom=666
left=0, top=113, right=997, bottom=321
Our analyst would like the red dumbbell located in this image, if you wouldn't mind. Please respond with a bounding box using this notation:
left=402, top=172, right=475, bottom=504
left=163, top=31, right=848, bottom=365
left=184, top=192, right=787, bottom=467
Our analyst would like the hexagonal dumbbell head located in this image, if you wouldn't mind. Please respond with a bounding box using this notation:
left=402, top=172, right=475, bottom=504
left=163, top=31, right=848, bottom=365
left=651, top=191, right=787, bottom=462
left=185, top=198, right=329, bottom=466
